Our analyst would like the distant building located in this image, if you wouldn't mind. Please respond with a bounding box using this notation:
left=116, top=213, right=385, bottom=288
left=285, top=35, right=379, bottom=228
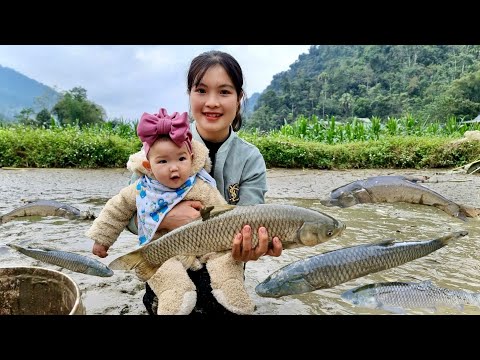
left=461, top=115, right=480, bottom=123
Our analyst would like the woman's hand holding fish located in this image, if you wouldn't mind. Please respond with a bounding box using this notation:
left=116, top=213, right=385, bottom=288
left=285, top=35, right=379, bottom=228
left=232, top=225, right=282, bottom=262
left=93, top=243, right=110, bottom=258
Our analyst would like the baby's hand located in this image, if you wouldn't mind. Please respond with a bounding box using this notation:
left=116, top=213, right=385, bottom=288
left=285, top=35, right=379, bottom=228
left=93, top=243, right=109, bottom=258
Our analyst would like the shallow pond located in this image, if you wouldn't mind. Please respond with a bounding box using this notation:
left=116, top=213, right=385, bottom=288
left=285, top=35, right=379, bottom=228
left=1, top=167, right=479, bottom=315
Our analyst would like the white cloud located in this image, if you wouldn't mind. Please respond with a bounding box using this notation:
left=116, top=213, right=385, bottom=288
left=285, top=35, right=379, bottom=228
left=0, top=45, right=310, bottom=121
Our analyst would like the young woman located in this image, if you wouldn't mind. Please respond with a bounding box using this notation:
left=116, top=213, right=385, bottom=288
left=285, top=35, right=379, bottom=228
left=140, top=50, right=283, bottom=315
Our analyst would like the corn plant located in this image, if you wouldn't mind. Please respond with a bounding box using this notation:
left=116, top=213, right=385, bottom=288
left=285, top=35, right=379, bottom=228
left=385, top=116, right=399, bottom=136
left=401, top=113, right=417, bottom=135
left=369, top=116, right=381, bottom=140
left=352, top=119, right=366, bottom=141
left=325, top=116, right=336, bottom=144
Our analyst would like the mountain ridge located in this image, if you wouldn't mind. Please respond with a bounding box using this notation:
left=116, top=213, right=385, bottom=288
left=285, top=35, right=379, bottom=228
left=0, top=65, right=60, bottom=121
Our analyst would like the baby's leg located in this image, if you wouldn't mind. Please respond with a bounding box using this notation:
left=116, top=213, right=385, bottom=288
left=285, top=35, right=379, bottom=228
left=147, top=257, right=196, bottom=315
left=206, top=252, right=255, bottom=315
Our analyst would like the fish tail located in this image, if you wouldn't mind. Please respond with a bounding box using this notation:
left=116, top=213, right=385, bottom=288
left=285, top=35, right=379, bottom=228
left=439, top=203, right=469, bottom=221
left=108, top=249, right=144, bottom=271
left=459, top=204, right=480, bottom=219
left=437, top=231, right=468, bottom=246
left=134, top=261, right=159, bottom=281
left=80, top=210, right=96, bottom=220
left=0, top=214, right=13, bottom=224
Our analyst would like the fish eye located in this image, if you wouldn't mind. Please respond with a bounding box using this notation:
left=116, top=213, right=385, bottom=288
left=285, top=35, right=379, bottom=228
left=327, top=230, right=333, bottom=236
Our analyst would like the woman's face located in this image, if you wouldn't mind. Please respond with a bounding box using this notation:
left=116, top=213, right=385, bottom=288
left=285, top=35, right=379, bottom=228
left=190, top=64, right=241, bottom=142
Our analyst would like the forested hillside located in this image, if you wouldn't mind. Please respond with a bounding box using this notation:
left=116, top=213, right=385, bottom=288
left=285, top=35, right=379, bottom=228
left=247, top=45, right=480, bottom=130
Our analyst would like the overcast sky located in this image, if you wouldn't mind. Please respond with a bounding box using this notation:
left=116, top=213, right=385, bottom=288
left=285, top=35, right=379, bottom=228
left=0, top=45, right=311, bottom=121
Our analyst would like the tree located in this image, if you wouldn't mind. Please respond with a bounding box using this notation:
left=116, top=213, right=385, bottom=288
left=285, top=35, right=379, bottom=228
left=428, top=69, right=480, bottom=121
left=36, top=108, right=53, bottom=128
left=248, top=45, right=480, bottom=130
left=15, top=108, right=35, bottom=126
left=70, top=86, right=87, bottom=101
left=317, top=72, right=329, bottom=119
left=246, top=105, right=277, bottom=131
left=339, top=93, right=354, bottom=118
left=52, top=87, right=106, bottom=126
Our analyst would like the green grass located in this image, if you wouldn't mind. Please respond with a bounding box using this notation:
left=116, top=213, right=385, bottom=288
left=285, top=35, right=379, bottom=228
left=1, top=119, right=479, bottom=169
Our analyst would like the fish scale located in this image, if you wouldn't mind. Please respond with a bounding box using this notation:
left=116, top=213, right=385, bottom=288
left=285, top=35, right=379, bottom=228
left=255, top=231, right=468, bottom=298
left=342, top=281, right=480, bottom=313
left=8, top=243, right=114, bottom=277
left=319, top=175, right=480, bottom=220
left=1, top=199, right=96, bottom=224
left=110, top=204, right=346, bottom=270
left=309, top=241, right=441, bottom=286
left=144, top=205, right=335, bottom=265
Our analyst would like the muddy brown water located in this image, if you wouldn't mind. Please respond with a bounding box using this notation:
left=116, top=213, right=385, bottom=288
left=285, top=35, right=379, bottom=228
left=1, top=167, right=479, bottom=315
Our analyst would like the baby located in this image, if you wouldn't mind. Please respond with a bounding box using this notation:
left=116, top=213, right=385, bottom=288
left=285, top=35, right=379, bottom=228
left=86, top=108, right=255, bottom=315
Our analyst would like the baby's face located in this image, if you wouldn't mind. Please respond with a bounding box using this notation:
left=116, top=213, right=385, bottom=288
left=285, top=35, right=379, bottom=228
left=147, top=138, right=193, bottom=188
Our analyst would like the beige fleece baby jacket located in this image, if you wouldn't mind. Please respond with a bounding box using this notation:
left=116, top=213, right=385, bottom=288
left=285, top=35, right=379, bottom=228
left=85, top=139, right=226, bottom=248
left=85, top=139, right=255, bottom=315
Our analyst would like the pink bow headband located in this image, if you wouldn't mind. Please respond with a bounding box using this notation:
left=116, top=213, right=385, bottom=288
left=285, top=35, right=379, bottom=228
left=137, top=108, right=192, bottom=156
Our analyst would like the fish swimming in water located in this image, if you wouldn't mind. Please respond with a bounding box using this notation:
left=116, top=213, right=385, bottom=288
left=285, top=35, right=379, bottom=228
left=255, top=231, right=467, bottom=298
left=0, top=199, right=96, bottom=224
left=341, top=280, right=480, bottom=314
left=319, top=175, right=480, bottom=221
left=8, top=243, right=113, bottom=277
left=109, top=204, right=346, bottom=280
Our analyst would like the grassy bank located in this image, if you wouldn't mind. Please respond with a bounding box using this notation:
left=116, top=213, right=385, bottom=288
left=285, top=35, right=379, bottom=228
left=1, top=125, right=479, bottom=169
left=241, top=133, right=480, bottom=169
left=0, top=126, right=141, bottom=168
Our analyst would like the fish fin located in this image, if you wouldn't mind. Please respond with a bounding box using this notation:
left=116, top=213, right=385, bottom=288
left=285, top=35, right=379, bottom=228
left=453, top=304, right=464, bottom=312
left=319, top=199, right=334, bottom=207
left=403, top=175, right=429, bottom=183
left=457, top=213, right=468, bottom=222
left=108, top=248, right=144, bottom=270
left=371, top=238, right=396, bottom=246
left=352, top=188, right=373, bottom=203
left=7, top=243, right=46, bottom=252
left=418, top=280, right=434, bottom=286
left=36, top=246, right=56, bottom=251
left=382, top=305, right=407, bottom=315
left=424, top=258, right=441, bottom=264
left=200, top=204, right=236, bottom=221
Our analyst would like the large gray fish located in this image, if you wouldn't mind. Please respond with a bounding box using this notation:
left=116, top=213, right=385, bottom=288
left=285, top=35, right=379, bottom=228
left=109, top=204, right=346, bottom=280
left=8, top=243, right=113, bottom=277
left=319, top=175, right=480, bottom=221
left=341, top=281, right=480, bottom=314
left=1, top=199, right=96, bottom=224
left=255, top=231, right=467, bottom=298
